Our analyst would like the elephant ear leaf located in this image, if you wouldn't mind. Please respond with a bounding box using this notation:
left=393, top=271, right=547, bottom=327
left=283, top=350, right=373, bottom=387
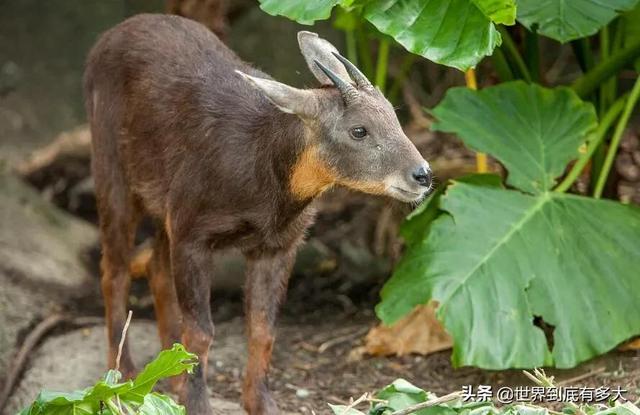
left=431, top=81, right=597, bottom=194
left=517, top=0, right=639, bottom=43
left=471, top=0, right=517, bottom=25
left=258, top=0, right=343, bottom=25
left=363, top=0, right=502, bottom=71
left=378, top=82, right=640, bottom=369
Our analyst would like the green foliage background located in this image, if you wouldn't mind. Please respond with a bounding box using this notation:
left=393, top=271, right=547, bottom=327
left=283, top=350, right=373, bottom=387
left=257, top=0, right=640, bottom=369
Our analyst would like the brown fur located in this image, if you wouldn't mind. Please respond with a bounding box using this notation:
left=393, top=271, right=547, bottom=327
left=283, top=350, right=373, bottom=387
left=84, top=13, right=430, bottom=415
left=289, top=146, right=336, bottom=200
left=85, top=14, right=321, bottom=415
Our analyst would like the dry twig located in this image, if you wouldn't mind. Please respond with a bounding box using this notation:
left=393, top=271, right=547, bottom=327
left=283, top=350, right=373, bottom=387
left=115, top=310, right=133, bottom=373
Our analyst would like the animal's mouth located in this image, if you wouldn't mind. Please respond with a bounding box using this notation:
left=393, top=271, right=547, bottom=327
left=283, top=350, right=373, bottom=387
left=391, top=186, right=422, bottom=197
left=388, top=186, right=430, bottom=203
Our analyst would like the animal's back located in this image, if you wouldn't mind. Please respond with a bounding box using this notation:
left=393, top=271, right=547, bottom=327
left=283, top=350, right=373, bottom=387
left=84, top=14, right=272, bottom=218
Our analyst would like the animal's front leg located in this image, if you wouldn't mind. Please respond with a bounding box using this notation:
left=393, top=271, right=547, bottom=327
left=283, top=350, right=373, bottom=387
left=171, top=235, right=215, bottom=415
left=243, top=248, right=296, bottom=415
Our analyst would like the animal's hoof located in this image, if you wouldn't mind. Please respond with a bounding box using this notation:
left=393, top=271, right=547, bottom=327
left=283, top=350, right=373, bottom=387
left=184, top=396, right=213, bottom=415
left=244, top=390, right=280, bottom=415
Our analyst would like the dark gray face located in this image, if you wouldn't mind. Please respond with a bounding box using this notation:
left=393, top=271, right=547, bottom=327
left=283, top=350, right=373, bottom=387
left=236, top=30, right=432, bottom=203
left=314, top=87, right=432, bottom=202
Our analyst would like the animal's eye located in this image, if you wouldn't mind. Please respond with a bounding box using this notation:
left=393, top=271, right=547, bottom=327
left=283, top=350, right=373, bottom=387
left=350, top=126, right=367, bottom=140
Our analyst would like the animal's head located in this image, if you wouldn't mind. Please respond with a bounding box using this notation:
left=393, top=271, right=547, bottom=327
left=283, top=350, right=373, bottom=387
left=236, top=31, right=432, bottom=203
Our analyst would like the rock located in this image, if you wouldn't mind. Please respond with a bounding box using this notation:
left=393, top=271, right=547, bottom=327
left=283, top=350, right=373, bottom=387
left=0, top=174, right=97, bottom=379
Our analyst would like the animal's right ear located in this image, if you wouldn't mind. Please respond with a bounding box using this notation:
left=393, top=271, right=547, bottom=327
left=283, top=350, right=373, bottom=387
left=236, top=71, right=318, bottom=118
left=298, top=31, right=351, bottom=86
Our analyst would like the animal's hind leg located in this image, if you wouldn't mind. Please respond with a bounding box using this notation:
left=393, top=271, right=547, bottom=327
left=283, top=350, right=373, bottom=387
left=148, top=227, right=184, bottom=392
left=92, top=140, right=141, bottom=378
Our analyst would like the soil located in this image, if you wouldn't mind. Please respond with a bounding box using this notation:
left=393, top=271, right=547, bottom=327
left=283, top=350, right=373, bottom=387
left=54, top=264, right=640, bottom=414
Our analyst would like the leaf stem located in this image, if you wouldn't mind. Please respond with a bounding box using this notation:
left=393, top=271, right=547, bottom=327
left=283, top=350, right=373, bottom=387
left=388, top=54, right=416, bottom=103
left=599, top=25, right=611, bottom=114
left=464, top=68, right=488, bottom=173
left=498, top=27, right=532, bottom=83
left=345, top=27, right=358, bottom=65
left=490, top=48, right=514, bottom=81
left=375, top=38, right=390, bottom=92
left=572, top=38, right=640, bottom=98
left=554, top=94, right=627, bottom=193
left=524, top=30, right=540, bottom=82
left=356, top=27, right=374, bottom=79
left=593, top=75, right=640, bottom=198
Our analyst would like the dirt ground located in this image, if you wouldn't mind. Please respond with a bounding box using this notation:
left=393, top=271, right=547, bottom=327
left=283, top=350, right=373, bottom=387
left=181, top=293, right=640, bottom=413
left=59, top=266, right=638, bottom=414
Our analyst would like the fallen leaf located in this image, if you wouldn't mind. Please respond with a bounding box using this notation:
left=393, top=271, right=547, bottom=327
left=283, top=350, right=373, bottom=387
left=619, top=337, right=640, bottom=351
left=364, top=303, right=452, bottom=357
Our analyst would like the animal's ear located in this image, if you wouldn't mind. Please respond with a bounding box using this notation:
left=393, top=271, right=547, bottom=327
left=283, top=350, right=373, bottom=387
left=298, top=31, right=351, bottom=86
left=236, top=71, right=318, bottom=118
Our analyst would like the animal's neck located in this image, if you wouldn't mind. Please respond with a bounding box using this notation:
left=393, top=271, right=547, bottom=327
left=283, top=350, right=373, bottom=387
left=289, top=143, right=336, bottom=200
left=252, top=105, right=337, bottom=205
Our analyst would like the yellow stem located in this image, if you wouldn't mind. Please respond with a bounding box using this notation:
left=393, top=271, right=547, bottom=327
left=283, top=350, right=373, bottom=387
left=465, top=69, right=488, bottom=173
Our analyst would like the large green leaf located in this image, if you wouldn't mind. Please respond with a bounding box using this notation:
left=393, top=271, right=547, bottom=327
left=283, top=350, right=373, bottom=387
left=258, top=0, right=343, bottom=25
left=471, top=0, right=517, bottom=25
left=431, top=82, right=597, bottom=194
left=378, top=181, right=640, bottom=368
left=363, top=0, right=502, bottom=71
left=257, top=0, right=504, bottom=70
left=517, top=0, right=639, bottom=43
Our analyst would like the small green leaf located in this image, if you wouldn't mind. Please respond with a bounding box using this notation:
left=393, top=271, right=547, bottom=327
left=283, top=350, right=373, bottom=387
left=471, top=0, right=517, bottom=25
left=18, top=344, right=197, bottom=415
left=431, top=82, right=597, bottom=194
left=328, top=403, right=367, bottom=415
left=517, top=0, right=639, bottom=43
left=123, top=344, right=198, bottom=403
left=513, top=405, right=549, bottom=415
left=363, top=0, right=502, bottom=71
left=137, top=393, right=186, bottom=415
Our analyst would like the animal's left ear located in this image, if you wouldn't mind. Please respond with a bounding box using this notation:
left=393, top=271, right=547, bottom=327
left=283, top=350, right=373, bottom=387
left=298, top=31, right=352, bottom=86
left=236, top=71, right=318, bottom=118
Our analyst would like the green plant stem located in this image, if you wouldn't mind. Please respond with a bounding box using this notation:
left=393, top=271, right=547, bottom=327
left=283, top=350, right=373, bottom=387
left=593, top=76, right=640, bottom=198
left=356, top=27, right=374, bottom=79
left=555, top=94, right=627, bottom=193
left=571, top=37, right=595, bottom=75
left=106, top=398, right=124, bottom=415
left=524, top=30, right=540, bottom=82
left=573, top=38, right=640, bottom=98
left=599, top=25, right=612, bottom=113
left=490, top=48, right=514, bottom=82
left=388, top=54, right=416, bottom=103
left=498, top=27, right=532, bottom=82
left=345, top=28, right=358, bottom=65
left=375, top=38, right=390, bottom=92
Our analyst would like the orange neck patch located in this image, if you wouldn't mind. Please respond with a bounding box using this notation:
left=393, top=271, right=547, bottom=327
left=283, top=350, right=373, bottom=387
left=289, top=146, right=336, bottom=200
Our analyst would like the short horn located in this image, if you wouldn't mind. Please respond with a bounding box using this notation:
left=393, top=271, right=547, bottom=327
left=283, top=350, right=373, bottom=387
left=332, top=52, right=373, bottom=90
left=314, top=59, right=359, bottom=104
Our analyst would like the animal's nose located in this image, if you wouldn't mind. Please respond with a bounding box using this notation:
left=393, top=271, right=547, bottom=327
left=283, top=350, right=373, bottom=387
left=412, top=166, right=432, bottom=187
